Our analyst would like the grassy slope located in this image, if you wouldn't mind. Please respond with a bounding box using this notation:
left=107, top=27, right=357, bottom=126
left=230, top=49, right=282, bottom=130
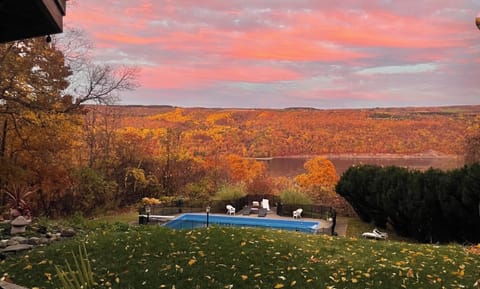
left=2, top=224, right=479, bottom=289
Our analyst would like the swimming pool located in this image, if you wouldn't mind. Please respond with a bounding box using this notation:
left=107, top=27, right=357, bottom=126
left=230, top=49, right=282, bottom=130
left=163, top=213, right=320, bottom=233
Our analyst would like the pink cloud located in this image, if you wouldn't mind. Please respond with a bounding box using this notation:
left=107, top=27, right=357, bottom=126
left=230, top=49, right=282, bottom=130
left=227, top=30, right=367, bottom=61
left=93, top=32, right=161, bottom=45
left=140, top=65, right=301, bottom=89
left=289, top=9, right=470, bottom=49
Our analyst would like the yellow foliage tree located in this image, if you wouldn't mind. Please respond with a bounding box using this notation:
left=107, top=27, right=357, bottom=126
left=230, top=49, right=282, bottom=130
left=295, top=156, right=339, bottom=199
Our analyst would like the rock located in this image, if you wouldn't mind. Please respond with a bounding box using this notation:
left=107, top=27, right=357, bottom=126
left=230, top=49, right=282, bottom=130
left=45, top=232, right=61, bottom=239
left=6, top=239, right=19, bottom=246
left=0, top=280, right=30, bottom=289
left=28, top=237, right=41, bottom=245
left=10, top=236, right=27, bottom=244
left=0, top=244, right=33, bottom=253
left=37, top=225, right=48, bottom=234
left=39, top=237, right=51, bottom=245
left=61, top=228, right=76, bottom=237
left=0, top=239, right=8, bottom=248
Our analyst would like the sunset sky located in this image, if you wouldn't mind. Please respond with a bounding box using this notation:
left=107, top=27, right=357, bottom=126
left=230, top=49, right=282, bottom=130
left=66, top=1, right=480, bottom=109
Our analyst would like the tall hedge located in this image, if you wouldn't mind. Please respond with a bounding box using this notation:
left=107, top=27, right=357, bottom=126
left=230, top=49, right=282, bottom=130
left=336, top=164, right=480, bottom=243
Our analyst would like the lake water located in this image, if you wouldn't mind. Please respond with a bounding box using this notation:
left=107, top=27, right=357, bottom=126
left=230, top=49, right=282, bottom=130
left=262, top=155, right=464, bottom=177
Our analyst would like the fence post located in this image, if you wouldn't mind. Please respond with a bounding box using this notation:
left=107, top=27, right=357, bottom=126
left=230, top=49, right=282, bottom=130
left=277, top=202, right=283, bottom=216
left=331, top=210, right=337, bottom=236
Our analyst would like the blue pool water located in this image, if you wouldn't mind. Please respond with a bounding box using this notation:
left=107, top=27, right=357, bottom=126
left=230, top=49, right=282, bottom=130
left=163, top=213, right=320, bottom=233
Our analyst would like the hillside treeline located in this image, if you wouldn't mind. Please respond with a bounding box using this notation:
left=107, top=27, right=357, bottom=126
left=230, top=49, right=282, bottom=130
left=115, top=106, right=479, bottom=157
left=336, top=164, right=480, bottom=243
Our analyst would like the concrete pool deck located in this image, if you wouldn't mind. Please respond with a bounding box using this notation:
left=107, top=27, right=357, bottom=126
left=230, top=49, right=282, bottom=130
left=237, top=208, right=347, bottom=237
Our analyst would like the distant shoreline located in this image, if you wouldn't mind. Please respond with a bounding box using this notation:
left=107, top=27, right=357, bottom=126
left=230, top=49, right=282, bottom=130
left=256, top=153, right=463, bottom=160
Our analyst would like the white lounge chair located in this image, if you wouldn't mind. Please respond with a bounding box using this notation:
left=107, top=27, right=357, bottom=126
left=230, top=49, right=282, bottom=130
left=293, top=208, right=303, bottom=219
left=226, top=205, right=236, bottom=215
left=261, top=199, right=270, bottom=211
left=362, top=228, right=388, bottom=240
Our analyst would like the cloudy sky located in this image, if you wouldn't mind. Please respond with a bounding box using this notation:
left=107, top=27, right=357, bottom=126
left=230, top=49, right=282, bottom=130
left=66, top=0, right=480, bottom=109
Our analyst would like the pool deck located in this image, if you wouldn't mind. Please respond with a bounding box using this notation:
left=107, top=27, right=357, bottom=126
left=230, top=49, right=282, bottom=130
left=236, top=208, right=347, bottom=237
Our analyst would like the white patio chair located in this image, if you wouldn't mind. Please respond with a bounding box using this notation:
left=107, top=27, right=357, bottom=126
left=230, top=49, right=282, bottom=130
left=293, top=208, right=303, bottom=219
left=226, top=205, right=236, bottom=215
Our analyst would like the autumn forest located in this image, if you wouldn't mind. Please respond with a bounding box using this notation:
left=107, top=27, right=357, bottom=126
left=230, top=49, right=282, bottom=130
left=1, top=36, right=479, bottom=220
left=113, top=105, right=479, bottom=157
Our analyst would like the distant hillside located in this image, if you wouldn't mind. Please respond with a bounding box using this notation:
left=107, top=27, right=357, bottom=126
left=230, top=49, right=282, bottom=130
left=101, top=104, right=480, bottom=158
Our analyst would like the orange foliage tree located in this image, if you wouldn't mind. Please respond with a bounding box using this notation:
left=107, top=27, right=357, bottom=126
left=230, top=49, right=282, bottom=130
left=295, top=156, right=339, bottom=200
left=224, top=154, right=266, bottom=185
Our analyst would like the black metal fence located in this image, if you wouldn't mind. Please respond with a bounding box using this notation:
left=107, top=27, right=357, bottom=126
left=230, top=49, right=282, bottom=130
left=139, top=194, right=282, bottom=216
left=138, top=195, right=337, bottom=235
left=276, top=203, right=335, bottom=219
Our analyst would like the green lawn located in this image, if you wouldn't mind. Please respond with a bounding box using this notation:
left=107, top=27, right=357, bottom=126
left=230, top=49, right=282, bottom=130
left=2, top=223, right=479, bottom=289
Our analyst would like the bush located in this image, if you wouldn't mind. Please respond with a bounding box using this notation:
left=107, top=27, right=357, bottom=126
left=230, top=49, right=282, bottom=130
left=70, top=167, right=118, bottom=216
left=336, top=164, right=480, bottom=243
left=213, top=184, right=246, bottom=201
left=279, top=188, right=313, bottom=205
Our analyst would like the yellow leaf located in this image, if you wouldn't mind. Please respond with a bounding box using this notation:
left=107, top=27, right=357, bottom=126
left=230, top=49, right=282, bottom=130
left=24, top=264, right=32, bottom=270
left=351, top=278, right=358, bottom=283
left=241, top=275, right=248, bottom=280
left=274, top=283, right=284, bottom=288
left=290, top=280, right=297, bottom=286
left=188, top=259, right=197, bottom=266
